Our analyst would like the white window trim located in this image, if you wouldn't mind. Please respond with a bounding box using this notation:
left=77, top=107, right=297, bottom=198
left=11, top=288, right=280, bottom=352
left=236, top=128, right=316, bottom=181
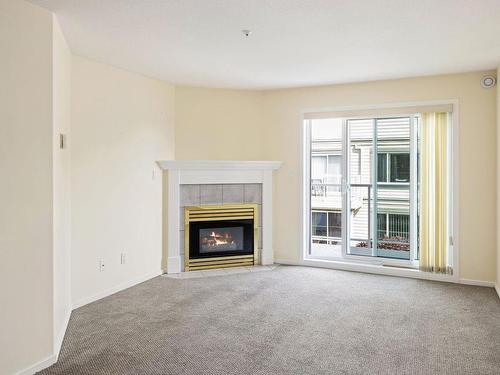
left=300, top=100, right=460, bottom=283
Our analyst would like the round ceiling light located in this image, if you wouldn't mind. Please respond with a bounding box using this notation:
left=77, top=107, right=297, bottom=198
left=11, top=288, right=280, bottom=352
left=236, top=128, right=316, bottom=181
left=242, top=30, right=252, bottom=37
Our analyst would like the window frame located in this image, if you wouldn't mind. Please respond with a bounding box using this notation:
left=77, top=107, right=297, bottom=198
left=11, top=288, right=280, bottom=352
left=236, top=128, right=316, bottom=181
left=301, top=100, right=459, bottom=282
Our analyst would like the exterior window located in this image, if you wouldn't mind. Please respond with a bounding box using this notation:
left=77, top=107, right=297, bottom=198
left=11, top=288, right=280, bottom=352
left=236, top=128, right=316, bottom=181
left=311, top=211, right=327, bottom=237
left=328, top=212, right=342, bottom=237
left=312, top=155, right=341, bottom=180
left=377, top=153, right=410, bottom=183
left=377, top=213, right=387, bottom=239
left=312, top=211, right=341, bottom=239
left=311, top=156, right=327, bottom=180
left=377, top=213, right=409, bottom=240
left=377, top=153, right=388, bottom=182
left=390, top=154, right=409, bottom=182
left=327, top=155, right=341, bottom=176
left=311, top=154, right=341, bottom=194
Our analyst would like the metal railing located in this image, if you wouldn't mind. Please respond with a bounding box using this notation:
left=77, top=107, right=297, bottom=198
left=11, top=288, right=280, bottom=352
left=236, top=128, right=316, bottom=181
left=350, top=184, right=372, bottom=249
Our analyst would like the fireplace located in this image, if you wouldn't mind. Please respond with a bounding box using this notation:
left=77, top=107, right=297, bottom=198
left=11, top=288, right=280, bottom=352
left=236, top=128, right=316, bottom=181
left=184, top=205, right=258, bottom=271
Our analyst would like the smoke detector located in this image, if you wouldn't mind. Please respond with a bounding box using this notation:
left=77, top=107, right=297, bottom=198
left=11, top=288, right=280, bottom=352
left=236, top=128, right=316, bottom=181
left=242, top=30, right=252, bottom=37
left=480, top=75, right=496, bottom=88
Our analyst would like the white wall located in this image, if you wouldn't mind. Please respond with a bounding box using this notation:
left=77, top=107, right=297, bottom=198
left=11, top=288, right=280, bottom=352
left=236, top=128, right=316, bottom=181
left=71, top=56, right=175, bottom=306
left=52, top=15, right=72, bottom=354
left=0, top=1, right=54, bottom=373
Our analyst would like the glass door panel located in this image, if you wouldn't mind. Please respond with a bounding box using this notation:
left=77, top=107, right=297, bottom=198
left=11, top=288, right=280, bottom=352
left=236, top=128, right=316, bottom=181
left=347, top=119, right=374, bottom=257
left=375, top=118, right=411, bottom=260
left=309, top=118, right=344, bottom=258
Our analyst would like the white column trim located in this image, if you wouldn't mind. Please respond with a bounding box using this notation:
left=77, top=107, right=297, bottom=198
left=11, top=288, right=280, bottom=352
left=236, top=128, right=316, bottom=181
left=167, top=169, right=181, bottom=273
left=261, top=170, right=274, bottom=265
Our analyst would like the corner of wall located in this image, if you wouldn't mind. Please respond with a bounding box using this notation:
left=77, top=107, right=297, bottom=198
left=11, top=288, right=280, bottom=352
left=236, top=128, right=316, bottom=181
left=497, top=65, right=500, bottom=296
left=52, top=12, right=73, bottom=363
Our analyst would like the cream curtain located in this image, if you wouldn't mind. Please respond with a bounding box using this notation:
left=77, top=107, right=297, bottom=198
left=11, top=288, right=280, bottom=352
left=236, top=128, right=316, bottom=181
left=419, top=112, right=452, bottom=274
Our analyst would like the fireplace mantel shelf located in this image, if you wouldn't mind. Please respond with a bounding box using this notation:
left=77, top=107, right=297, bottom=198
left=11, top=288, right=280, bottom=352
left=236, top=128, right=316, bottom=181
left=157, top=160, right=282, bottom=171
left=159, top=159, right=282, bottom=274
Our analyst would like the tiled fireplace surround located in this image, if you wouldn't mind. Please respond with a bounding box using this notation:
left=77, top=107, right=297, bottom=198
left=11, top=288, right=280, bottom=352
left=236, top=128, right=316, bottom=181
left=179, top=184, right=263, bottom=271
left=158, top=160, right=282, bottom=273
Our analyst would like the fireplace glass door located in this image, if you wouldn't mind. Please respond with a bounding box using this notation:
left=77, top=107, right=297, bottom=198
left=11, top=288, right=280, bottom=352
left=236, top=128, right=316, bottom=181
left=199, top=226, right=244, bottom=253
left=189, top=219, right=254, bottom=259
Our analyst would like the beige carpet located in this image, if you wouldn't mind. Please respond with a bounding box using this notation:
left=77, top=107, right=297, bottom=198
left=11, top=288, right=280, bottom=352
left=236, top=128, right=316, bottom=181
left=40, top=266, right=500, bottom=374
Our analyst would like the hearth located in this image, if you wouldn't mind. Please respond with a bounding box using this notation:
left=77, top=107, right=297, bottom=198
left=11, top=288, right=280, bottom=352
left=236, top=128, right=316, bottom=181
left=184, top=205, right=258, bottom=271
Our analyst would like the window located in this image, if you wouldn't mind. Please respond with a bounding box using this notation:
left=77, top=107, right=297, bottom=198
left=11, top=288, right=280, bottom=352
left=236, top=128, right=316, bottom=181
left=328, top=212, right=342, bottom=237
left=311, top=211, right=327, bottom=237
left=377, top=213, right=409, bottom=240
left=312, top=155, right=341, bottom=180
left=377, top=153, right=410, bottom=183
left=311, top=154, right=341, bottom=193
left=308, top=111, right=453, bottom=268
left=311, top=156, right=327, bottom=180
left=311, top=211, right=341, bottom=240
left=377, top=153, right=388, bottom=182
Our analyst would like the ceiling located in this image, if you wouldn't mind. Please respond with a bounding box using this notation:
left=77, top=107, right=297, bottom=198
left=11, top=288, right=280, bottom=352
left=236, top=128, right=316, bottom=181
left=31, top=0, right=500, bottom=89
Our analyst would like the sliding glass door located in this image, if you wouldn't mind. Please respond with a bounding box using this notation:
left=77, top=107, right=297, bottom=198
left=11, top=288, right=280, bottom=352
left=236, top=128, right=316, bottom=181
left=308, top=115, right=418, bottom=263
left=309, top=118, right=344, bottom=259
left=346, top=117, right=415, bottom=260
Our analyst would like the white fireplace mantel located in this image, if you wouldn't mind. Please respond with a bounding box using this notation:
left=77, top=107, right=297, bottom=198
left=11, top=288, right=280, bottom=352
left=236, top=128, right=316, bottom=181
left=158, top=160, right=282, bottom=273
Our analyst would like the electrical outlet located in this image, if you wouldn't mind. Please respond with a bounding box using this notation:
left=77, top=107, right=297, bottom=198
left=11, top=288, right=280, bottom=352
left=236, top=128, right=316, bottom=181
left=99, top=259, right=105, bottom=272
left=120, top=252, right=126, bottom=265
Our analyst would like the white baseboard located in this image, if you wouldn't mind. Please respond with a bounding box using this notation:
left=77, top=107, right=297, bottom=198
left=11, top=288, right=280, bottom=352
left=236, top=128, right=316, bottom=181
left=274, top=259, right=301, bottom=266
left=54, top=307, right=72, bottom=361
left=14, top=354, right=57, bottom=375
left=458, top=278, right=496, bottom=287
left=495, top=284, right=500, bottom=299
left=72, top=269, right=163, bottom=310
left=274, top=258, right=495, bottom=288
left=275, top=258, right=457, bottom=283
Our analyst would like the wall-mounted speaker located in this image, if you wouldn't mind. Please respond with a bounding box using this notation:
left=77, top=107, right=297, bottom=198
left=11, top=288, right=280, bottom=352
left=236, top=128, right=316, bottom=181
left=480, top=75, right=496, bottom=89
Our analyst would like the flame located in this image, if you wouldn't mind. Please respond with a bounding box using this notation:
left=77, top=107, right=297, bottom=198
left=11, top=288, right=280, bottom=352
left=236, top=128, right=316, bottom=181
left=205, top=230, right=235, bottom=247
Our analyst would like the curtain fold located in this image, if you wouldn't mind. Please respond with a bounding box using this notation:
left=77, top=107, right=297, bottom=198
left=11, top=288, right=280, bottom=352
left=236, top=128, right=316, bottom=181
left=419, top=112, right=452, bottom=274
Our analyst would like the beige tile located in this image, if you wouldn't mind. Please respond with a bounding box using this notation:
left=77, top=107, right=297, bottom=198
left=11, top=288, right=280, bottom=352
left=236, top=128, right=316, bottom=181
left=258, top=226, right=263, bottom=249
left=180, top=185, right=200, bottom=206
left=200, top=184, right=223, bottom=205
left=244, top=184, right=262, bottom=204
left=179, top=208, right=186, bottom=227
left=248, top=265, right=273, bottom=272
left=224, top=267, right=250, bottom=274
left=201, top=269, right=226, bottom=277
left=179, top=231, right=185, bottom=255
left=222, top=184, right=244, bottom=204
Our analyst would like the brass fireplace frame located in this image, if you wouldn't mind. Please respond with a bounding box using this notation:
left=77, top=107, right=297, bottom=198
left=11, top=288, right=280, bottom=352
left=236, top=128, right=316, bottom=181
left=184, top=204, right=259, bottom=271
